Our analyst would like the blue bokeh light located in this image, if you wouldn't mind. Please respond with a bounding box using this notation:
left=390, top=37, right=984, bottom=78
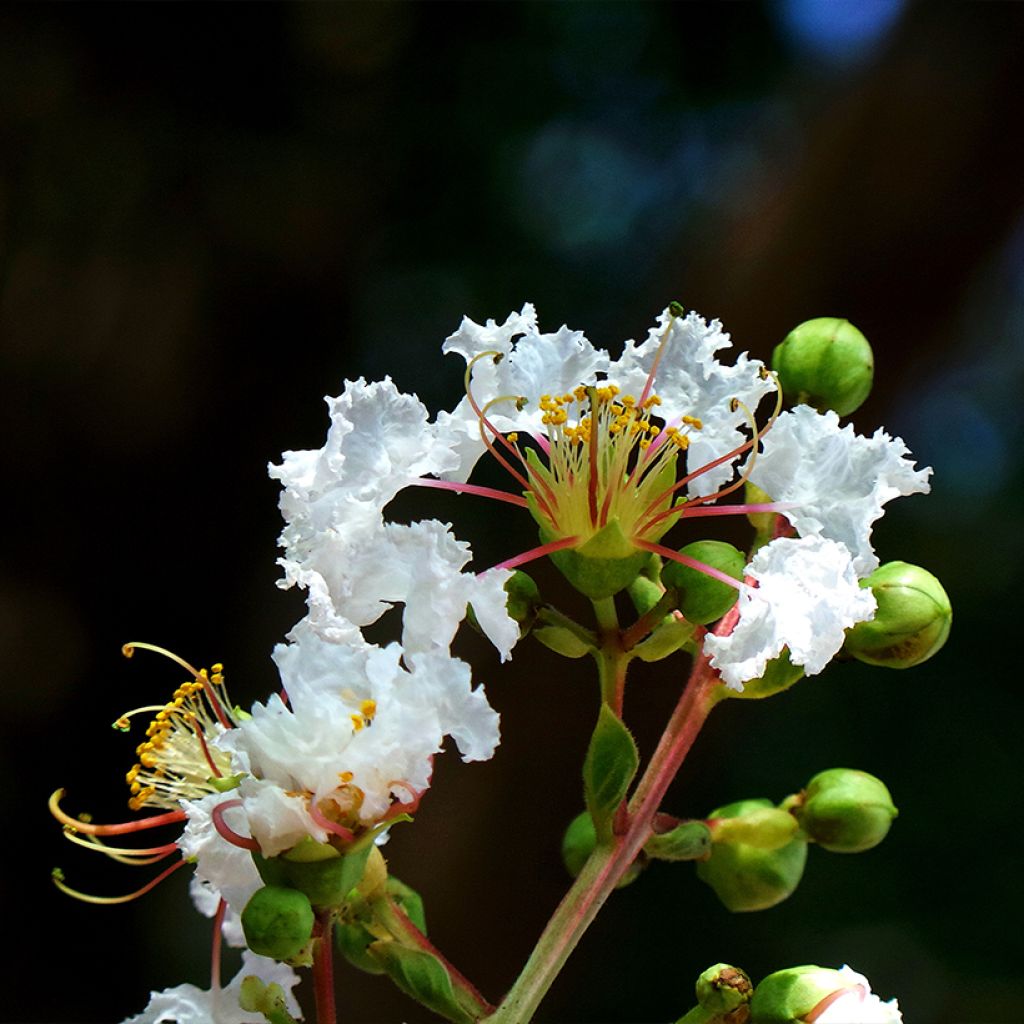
left=777, top=0, right=906, bottom=64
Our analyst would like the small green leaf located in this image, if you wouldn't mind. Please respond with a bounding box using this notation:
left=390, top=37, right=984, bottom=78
left=583, top=704, right=639, bottom=839
left=370, top=941, right=475, bottom=1024
left=386, top=875, right=428, bottom=934
left=534, top=625, right=593, bottom=658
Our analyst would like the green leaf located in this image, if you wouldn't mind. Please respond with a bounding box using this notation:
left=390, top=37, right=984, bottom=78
left=533, top=625, right=594, bottom=658
left=583, top=704, right=639, bottom=839
left=370, top=941, right=475, bottom=1024
left=386, top=875, right=427, bottom=934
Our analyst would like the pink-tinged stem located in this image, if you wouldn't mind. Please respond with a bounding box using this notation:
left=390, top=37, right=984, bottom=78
left=634, top=539, right=743, bottom=590
left=485, top=648, right=725, bottom=1024
left=210, top=898, right=226, bottom=991
left=380, top=897, right=496, bottom=1018
left=493, top=535, right=579, bottom=572
left=313, top=911, right=337, bottom=1024
left=411, top=477, right=529, bottom=508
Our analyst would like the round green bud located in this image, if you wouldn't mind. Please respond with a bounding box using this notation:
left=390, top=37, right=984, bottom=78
left=241, top=885, right=315, bottom=961
left=697, top=800, right=807, bottom=912
left=772, top=317, right=874, bottom=416
left=662, top=540, right=745, bottom=625
left=749, top=965, right=850, bottom=1023
left=845, top=561, right=951, bottom=668
left=561, top=811, right=641, bottom=887
left=795, top=768, right=897, bottom=853
left=696, top=963, right=753, bottom=1014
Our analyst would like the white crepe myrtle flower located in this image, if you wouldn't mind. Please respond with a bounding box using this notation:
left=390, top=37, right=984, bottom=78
left=705, top=536, right=877, bottom=690
left=122, top=950, right=303, bottom=1024
left=749, top=405, right=932, bottom=575
left=813, top=965, right=902, bottom=1023
left=209, top=624, right=499, bottom=857
left=271, top=376, right=517, bottom=659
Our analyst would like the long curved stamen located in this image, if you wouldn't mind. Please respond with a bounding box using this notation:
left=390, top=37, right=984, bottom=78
left=638, top=303, right=683, bottom=408
left=210, top=799, right=261, bottom=852
left=410, top=477, right=529, bottom=508
left=50, top=858, right=186, bottom=905
left=189, top=714, right=223, bottom=779
left=50, top=789, right=186, bottom=836
left=587, top=388, right=601, bottom=525
left=308, top=800, right=356, bottom=844
left=674, top=501, right=796, bottom=519
left=634, top=539, right=744, bottom=591
left=60, top=829, right=180, bottom=862
left=463, top=355, right=532, bottom=490
left=123, top=643, right=233, bottom=731
left=493, top=535, right=580, bottom=572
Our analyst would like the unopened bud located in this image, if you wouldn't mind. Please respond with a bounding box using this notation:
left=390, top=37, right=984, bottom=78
left=772, top=317, right=874, bottom=416
left=663, top=540, right=745, bottom=625
left=750, top=964, right=902, bottom=1023
left=697, top=800, right=807, bottom=912
left=794, top=769, right=897, bottom=853
left=241, top=884, right=315, bottom=962
left=696, top=963, right=754, bottom=1014
left=845, top=561, right=951, bottom=668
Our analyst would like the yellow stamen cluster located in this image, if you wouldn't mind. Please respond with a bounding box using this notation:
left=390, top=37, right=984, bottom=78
left=122, top=665, right=236, bottom=811
left=349, top=698, right=377, bottom=733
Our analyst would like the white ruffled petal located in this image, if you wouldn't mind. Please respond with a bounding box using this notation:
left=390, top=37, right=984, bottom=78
left=705, top=536, right=876, bottom=689
left=816, top=966, right=902, bottom=1023
left=750, top=405, right=931, bottom=575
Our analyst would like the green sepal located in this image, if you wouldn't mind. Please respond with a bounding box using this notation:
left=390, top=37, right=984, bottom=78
left=631, top=614, right=696, bottom=662
left=722, top=648, right=804, bottom=701
left=536, top=515, right=649, bottom=600
left=208, top=773, right=245, bottom=793
left=336, top=921, right=388, bottom=975
left=696, top=800, right=808, bottom=912
left=370, top=941, right=475, bottom=1024
left=583, top=704, right=639, bottom=840
left=241, top=885, right=316, bottom=963
left=238, top=976, right=301, bottom=1024
left=711, top=807, right=798, bottom=851
left=627, top=574, right=664, bottom=616
left=254, top=842, right=373, bottom=910
left=386, top=874, right=427, bottom=934
left=533, top=625, right=594, bottom=659
left=644, top=820, right=712, bottom=862
left=662, top=540, right=745, bottom=625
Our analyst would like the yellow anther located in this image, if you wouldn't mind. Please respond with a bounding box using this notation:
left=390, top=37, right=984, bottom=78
left=573, top=385, right=588, bottom=402
left=643, top=395, right=662, bottom=409
left=360, top=699, right=377, bottom=721
left=113, top=716, right=130, bottom=732
left=507, top=432, right=519, bottom=443
left=621, top=394, right=636, bottom=406
left=351, top=714, right=365, bottom=732
left=338, top=770, right=354, bottom=784
left=211, top=663, right=223, bottom=674
left=682, top=415, right=703, bottom=429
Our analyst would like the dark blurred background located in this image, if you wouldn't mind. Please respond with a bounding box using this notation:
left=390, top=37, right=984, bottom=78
left=5, top=2, right=1023, bottom=1021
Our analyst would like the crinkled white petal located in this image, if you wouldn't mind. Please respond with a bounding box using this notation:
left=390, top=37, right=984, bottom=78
left=221, top=630, right=498, bottom=844
left=270, top=376, right=459, bottom=556
left=705, top=536, right=876, bottom=689
left=615, top=309, right=777, bottom=497
left=280, top=519, right=518, bottom=660
left=122, top=950, right=303, bottom=1024
left=815, top=966, right=902, bottom=1023
left=178, top=794, right=263, bottom=919
left=750, top=405, right=931, bottom=575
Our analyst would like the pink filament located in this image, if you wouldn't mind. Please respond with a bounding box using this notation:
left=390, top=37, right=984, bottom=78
left=211, top=799, right=261, bottom=852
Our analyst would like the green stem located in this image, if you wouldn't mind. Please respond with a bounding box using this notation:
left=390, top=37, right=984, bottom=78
left=590, top=598, right=627, bottom=712
left=484, top=648, right=725, bottom=1024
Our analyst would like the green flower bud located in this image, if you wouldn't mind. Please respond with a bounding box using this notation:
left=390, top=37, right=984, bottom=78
left=696, top=963, right=754, bottom=1014
left=561, top=811, right=642, bottom=887
left=645, top=819, right=712, bottom=862
left=772, top=317, right=874, bottom=416
left=794, top=768, right=898, bottom=853
left=749, top=965, right=899, bottom=1024
left=725, top=649, right=804, bottom=701
left=697, top=800, right=807, bottom=912
left=845, top=561, right=951, bottom=668
left=662, top=540, right=745, bottom=625
left=241, top=885, right=315, bottom=962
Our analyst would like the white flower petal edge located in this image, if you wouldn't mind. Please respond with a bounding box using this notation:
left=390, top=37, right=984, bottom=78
left=750, top=405, right=931, bottom=575
left=705, top=536, right=877, bottom=690
left=122, top=950, right=303, bottom=1024
left=189, top=877, right=247, bottom=949
left=816, top=965, right=903, bottom=1024
left=279, top=519, right=518, bottom=661
left=616, top=308, right=777, bottom=498
left=213, top=626, right=499, bottom=855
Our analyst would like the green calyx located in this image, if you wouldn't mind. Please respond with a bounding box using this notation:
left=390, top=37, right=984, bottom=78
left=538, top=516, right=650, bottom=600
left=254, top=840, right=377, bottom=909
left=845, top=561, right=951, bottom=668
left=793, top=768, right=898, bottom=853
left=772, top=317, right=874, bottom=416
left=662, top=540, right=745, bottom=625
left=696, top=963, right=754, bottom=1014
left=749, top=965, right=848, bottom=1023
left=697, top=800, right=807, bottom=912
left=241, top=885, right=315, bottom=963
